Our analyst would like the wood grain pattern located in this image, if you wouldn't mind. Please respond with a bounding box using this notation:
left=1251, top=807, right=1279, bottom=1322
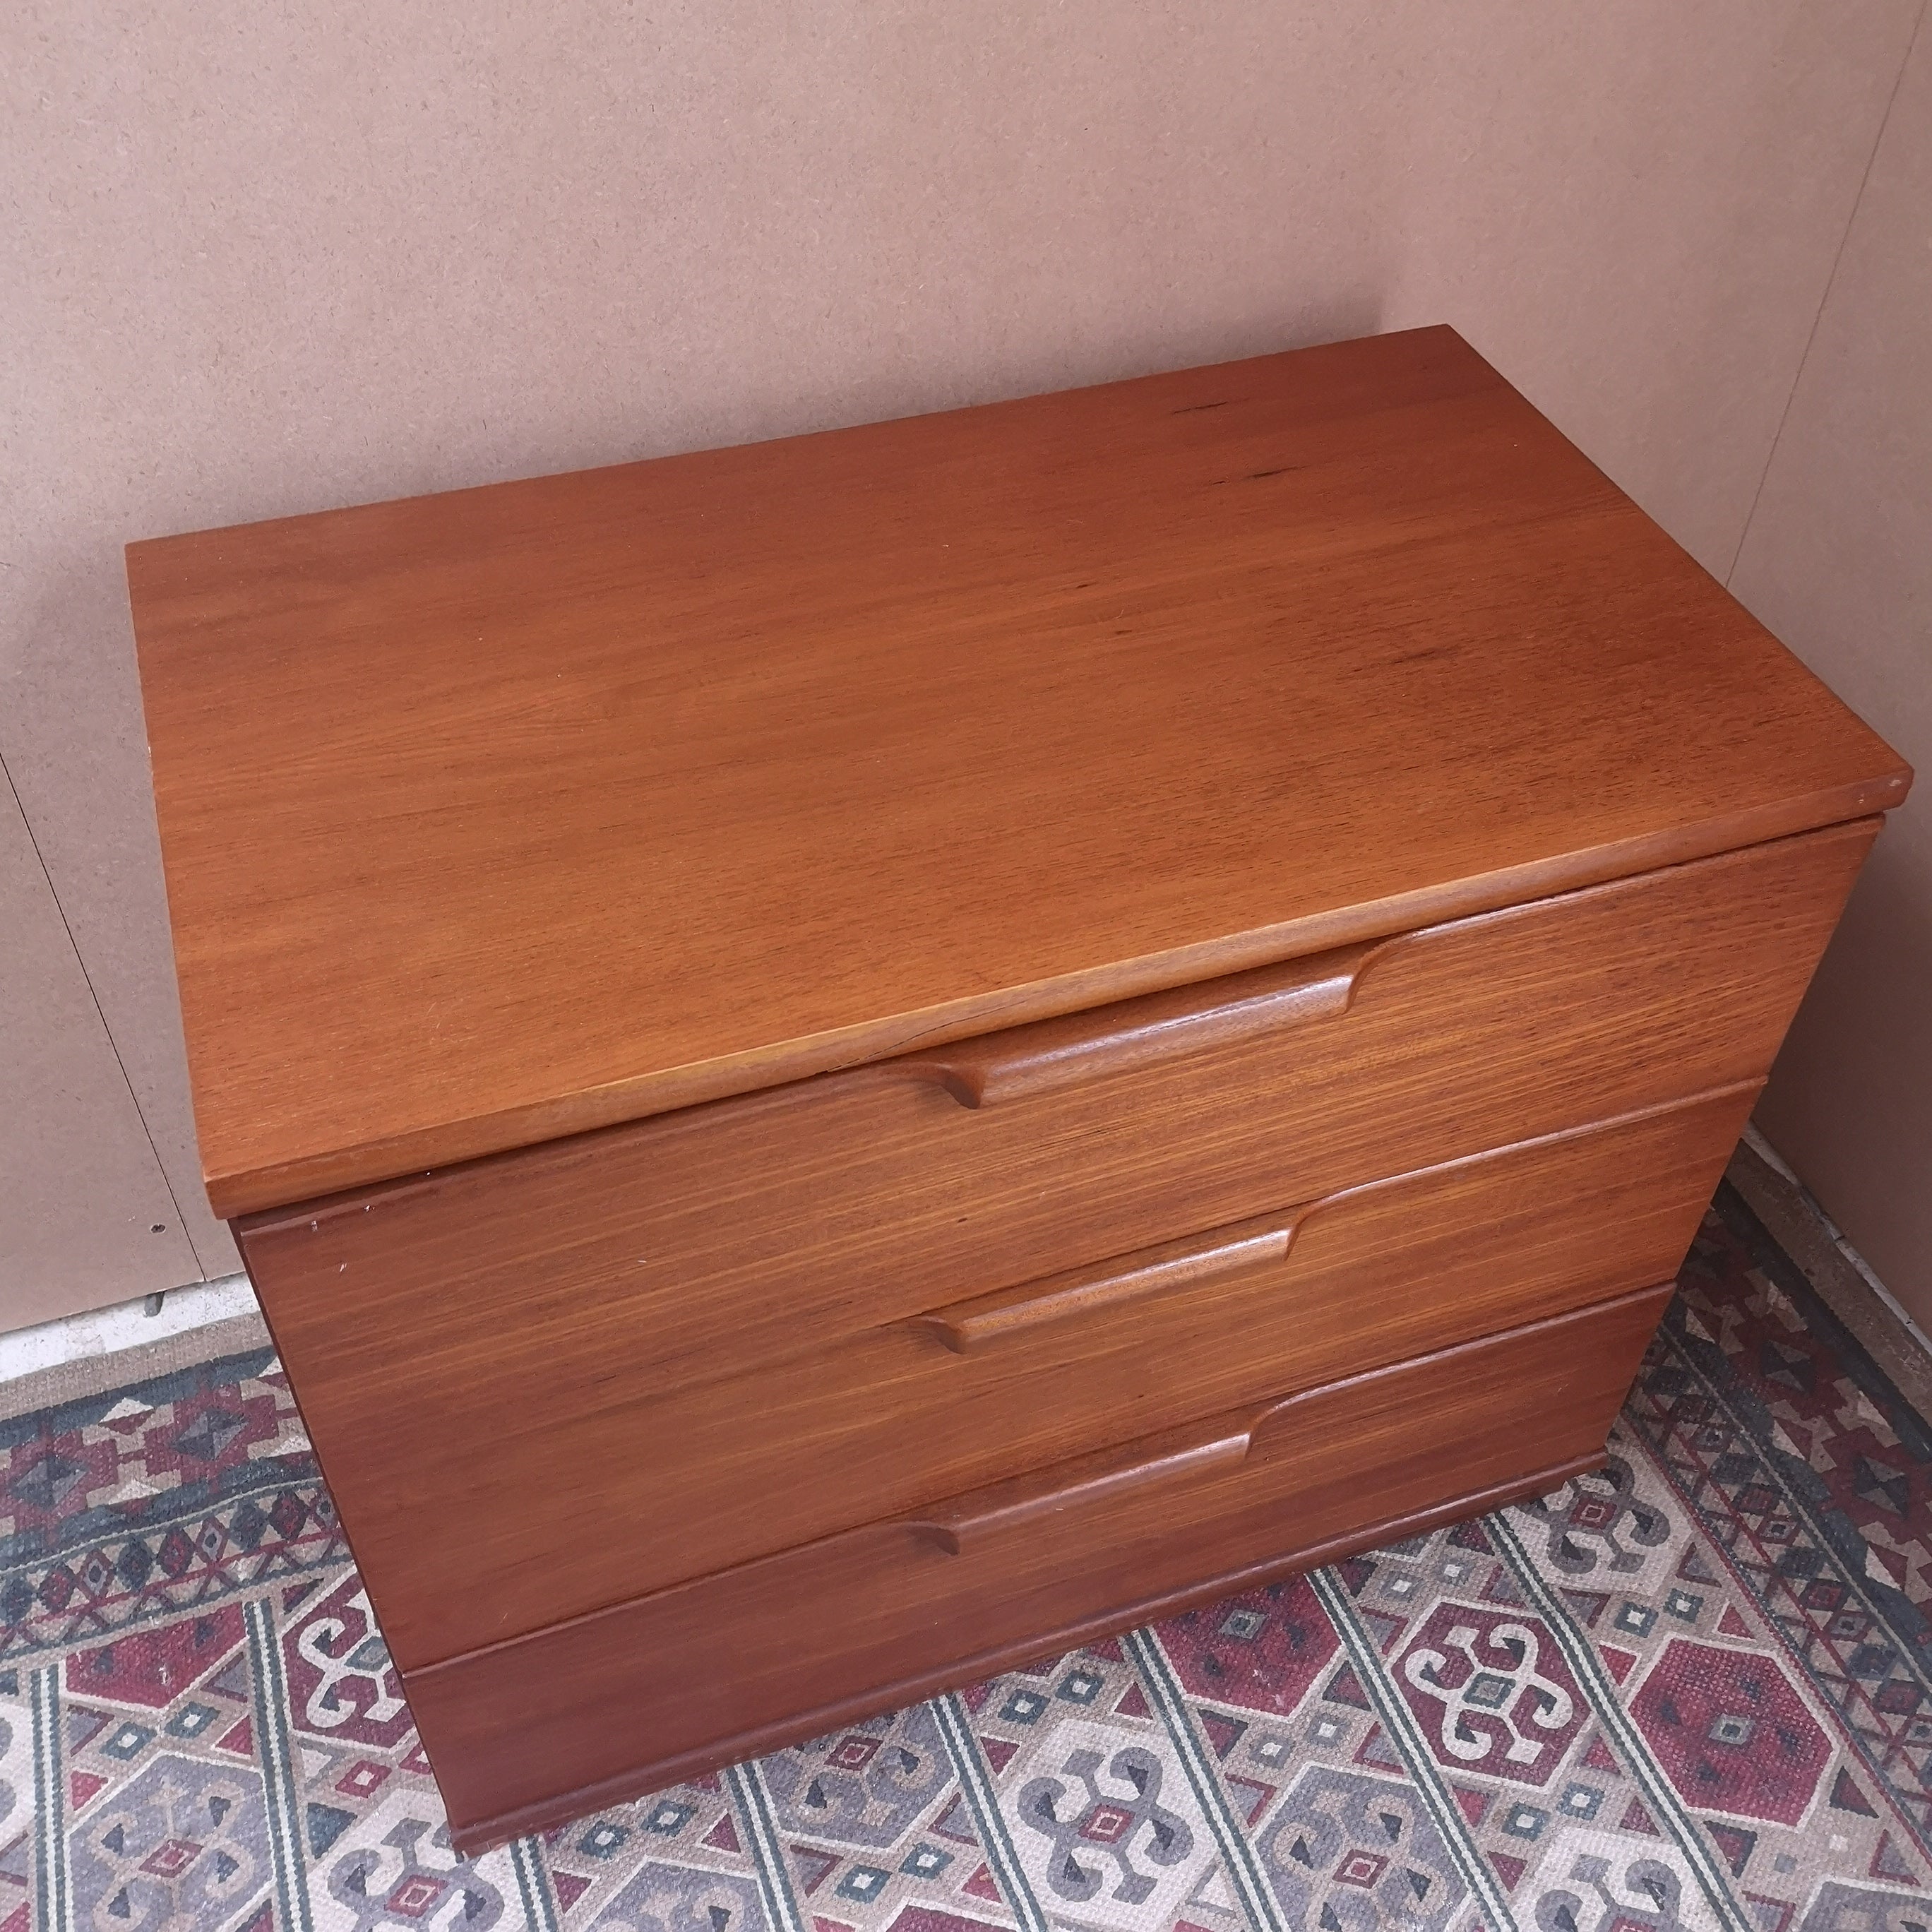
left=238, top=818, right=1873, bottom=1663
left=254, top=1080, right=1751, bottom=1664
left=405, top=1282, right=1671, bottom=1852
left=126, top=326, right=1909, bottom=1215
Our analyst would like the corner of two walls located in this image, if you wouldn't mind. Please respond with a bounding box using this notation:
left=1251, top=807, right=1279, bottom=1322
left=1727, top=8, right=1932, bottom=1328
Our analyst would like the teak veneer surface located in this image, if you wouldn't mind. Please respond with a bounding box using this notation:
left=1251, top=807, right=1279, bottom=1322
left=126, top=326, right=1909, bottom=1215
left=236, top=821, right=1868, bottom=1664
left=249, top=1084, right=1752, bottom=1664
left=405, top=1283, right=1671, bottom=1850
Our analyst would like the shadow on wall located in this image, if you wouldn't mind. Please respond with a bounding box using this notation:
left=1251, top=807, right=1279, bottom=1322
left=1758, top=822, right=1932, bottom=1322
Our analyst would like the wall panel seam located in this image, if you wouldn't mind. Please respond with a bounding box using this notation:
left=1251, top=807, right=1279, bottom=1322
left=0, top=746, right=210, bottom=1286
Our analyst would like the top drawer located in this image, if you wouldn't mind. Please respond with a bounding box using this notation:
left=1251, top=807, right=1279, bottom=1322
left=244, top=822, right=1867, bottom=1430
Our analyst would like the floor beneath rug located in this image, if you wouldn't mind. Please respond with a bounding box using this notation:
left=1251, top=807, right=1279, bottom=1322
left=3, top=1178, right=1930, bottom=1932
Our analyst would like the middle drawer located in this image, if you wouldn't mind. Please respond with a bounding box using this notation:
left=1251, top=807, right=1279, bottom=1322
left=297, top=1079, right=1751, bottom=1666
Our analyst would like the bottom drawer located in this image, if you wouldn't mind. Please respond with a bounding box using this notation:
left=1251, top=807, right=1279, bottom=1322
left=409, top=1280, right=1671, bottom=1850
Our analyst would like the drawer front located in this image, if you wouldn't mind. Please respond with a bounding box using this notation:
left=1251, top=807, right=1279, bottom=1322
left=320, top=1080, right=1751, bottom=1662
left=407, top=1282, right=1671, bottom=1852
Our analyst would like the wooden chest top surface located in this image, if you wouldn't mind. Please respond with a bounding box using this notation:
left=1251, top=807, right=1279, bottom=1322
left=127, top=325, right=1908, bottom=1215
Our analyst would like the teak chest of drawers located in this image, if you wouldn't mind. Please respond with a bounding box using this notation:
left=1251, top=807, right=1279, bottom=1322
left=128, top=326, right=1911, bottom=1852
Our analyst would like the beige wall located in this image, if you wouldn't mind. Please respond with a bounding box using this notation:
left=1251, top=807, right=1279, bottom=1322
left=1736, top=18, right=1932, bottom=1324
left=1, top=0, right=1923, bottom=1325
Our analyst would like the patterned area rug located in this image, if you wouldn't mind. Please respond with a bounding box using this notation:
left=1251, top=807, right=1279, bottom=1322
left=4, top=1182, right=1930, bottom=1932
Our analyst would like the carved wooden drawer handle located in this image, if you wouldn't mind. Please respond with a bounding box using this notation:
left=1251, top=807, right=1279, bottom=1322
left=906, top=1421, right=1254, bottom=1556
left=888, top=938, right=1382, bottom=1107
left=910, top=1209, right=1302, bottom=1354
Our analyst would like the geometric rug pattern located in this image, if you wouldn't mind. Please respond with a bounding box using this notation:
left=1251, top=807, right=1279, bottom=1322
left=4, top=1180, right=1931, bottom=1930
